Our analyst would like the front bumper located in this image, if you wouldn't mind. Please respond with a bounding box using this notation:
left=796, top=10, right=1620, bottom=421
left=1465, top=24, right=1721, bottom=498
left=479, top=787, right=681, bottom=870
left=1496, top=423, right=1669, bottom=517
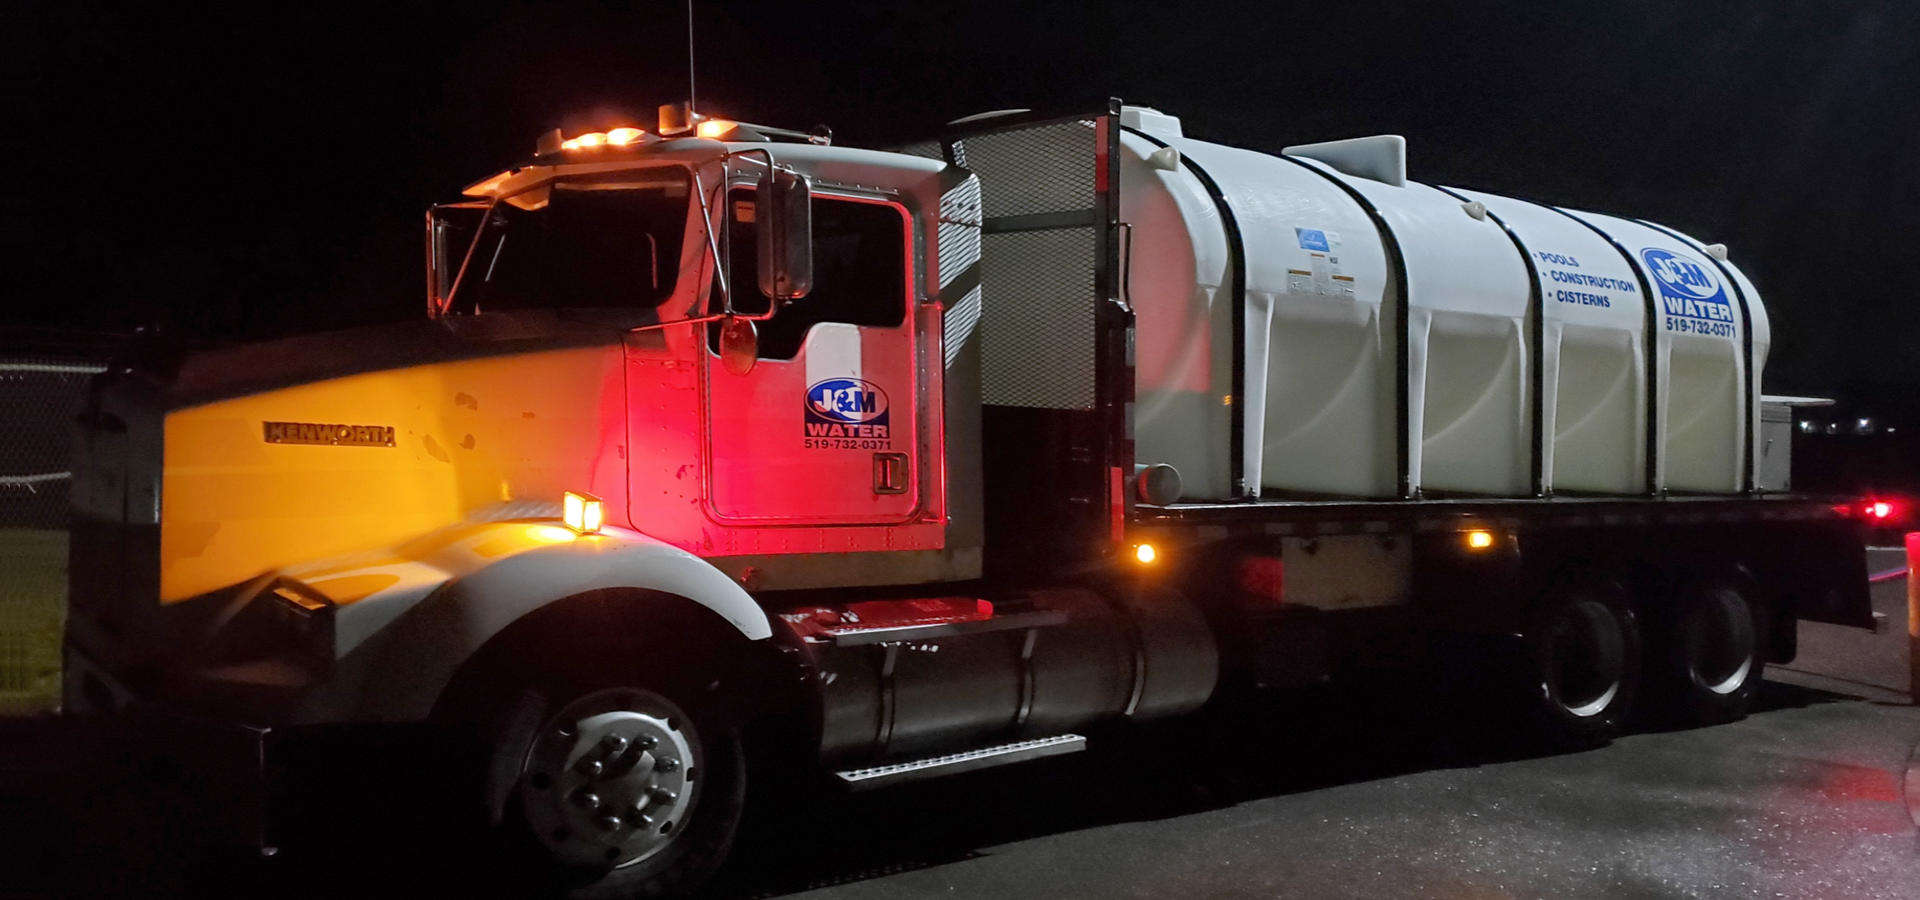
left=61, top=643, right=276, bottom=851
left=62, top=640, right=482, bottom=860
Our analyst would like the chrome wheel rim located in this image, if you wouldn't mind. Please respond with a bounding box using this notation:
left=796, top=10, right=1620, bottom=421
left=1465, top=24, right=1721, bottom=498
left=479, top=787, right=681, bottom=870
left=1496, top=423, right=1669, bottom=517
left=1685, top=591, right=1755, bottom=696
left=1547, top=601, right=1624, bottom=718
left=518, top=688, right=701, bottom=868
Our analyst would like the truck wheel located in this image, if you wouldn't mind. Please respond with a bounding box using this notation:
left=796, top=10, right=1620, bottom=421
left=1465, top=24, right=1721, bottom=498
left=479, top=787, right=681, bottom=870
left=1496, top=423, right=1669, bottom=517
left=455, top=672, right=747, bottom=898
left=1660, top=583, right=1765, bottom=724
left=1520, top=582, right=1642, bottom=747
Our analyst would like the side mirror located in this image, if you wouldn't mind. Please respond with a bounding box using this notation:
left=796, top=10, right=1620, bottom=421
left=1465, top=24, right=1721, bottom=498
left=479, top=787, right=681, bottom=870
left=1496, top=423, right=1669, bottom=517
left=717, top=317, right=759, bottom=375
left=756, top=166, right=813, bottom=301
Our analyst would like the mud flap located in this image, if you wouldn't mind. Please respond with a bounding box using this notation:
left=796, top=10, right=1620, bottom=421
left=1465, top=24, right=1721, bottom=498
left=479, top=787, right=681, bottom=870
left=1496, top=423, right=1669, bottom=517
left=1779, top=522, right=1876, bottom=631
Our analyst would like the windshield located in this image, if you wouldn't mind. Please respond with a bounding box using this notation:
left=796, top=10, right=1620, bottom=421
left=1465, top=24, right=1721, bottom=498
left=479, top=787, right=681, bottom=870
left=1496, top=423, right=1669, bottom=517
left=467, top=169, right=691, bottom=312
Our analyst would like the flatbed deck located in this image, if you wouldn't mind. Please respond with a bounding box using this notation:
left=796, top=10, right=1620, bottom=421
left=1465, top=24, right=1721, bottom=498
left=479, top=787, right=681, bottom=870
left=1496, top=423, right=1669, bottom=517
left=1135, top=492, right=1850, bottom=533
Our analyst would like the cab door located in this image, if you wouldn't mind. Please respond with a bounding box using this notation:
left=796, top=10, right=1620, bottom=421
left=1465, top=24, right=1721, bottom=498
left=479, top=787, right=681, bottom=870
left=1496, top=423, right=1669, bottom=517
left=702, top=188, right=923, bottom=524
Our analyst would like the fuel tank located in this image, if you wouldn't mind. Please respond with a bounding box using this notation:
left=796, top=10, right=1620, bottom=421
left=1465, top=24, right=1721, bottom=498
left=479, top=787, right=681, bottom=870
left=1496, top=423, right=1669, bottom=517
left=787, top=589, right=1218, bottom=764
left=1119, top=106, right=1765, bottom=499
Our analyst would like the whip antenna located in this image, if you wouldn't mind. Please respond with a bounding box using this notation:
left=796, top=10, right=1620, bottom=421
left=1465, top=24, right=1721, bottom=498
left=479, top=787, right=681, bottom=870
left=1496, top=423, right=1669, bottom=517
left=686, top=0, right=697, bottom=113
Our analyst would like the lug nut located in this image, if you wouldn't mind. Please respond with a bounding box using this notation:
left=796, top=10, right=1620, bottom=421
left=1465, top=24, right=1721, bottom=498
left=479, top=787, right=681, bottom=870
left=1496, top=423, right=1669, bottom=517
left=570, top=789, right=602, bottom=811
left=575, top=757, right=605, bottom=778
left=648, top=787, right=677, bottom=804
left=598, top=733, right=630, bottom=757
left=634, top=735, right=658, bottom=751
left=597, top=814, right=624, bottom=832
left=628, top=806, right=655, bottom=827
left=654, top=756, right=679, bottom=773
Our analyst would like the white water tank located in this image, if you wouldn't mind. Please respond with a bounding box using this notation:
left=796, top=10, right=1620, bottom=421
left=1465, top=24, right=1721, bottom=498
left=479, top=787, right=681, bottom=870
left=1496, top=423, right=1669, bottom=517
left=1121, top=116, right=1400, bottom=499
left=1558, top=211, right=1755, bottom=493
left=1117, top=106, right=1764, bottom=500
left=1449, top=189, right=1648, bottom=494
left=1295, top=155, right=1533, bottom=496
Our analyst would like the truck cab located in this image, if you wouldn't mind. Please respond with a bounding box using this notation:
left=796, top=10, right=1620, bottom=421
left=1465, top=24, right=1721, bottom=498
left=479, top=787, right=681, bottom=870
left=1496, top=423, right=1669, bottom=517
left=427, top=132, right=980, bottom=585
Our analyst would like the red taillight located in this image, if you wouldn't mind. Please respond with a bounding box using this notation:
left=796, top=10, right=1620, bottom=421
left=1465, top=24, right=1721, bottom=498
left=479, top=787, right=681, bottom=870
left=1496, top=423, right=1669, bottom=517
left=1235, top=555, right=1285, bottom=606
left=1849, top=497, right=1910, bottom=523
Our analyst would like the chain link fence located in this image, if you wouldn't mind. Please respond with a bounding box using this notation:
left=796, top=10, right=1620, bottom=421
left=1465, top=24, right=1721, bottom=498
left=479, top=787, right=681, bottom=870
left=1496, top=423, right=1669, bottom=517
left=2, top=333, right=118, bottom=715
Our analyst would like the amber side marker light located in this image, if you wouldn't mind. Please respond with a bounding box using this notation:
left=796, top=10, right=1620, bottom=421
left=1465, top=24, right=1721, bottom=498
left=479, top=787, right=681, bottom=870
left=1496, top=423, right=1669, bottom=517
left=563, top=491, right=604, bottom=535
left=1464, top=530, right=1496, bottom=550
left=1133, top=543, right=1158, bottom=564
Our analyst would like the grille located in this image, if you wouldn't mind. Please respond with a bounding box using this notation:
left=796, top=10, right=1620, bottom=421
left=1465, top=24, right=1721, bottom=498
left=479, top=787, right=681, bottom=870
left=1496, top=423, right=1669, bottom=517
left=937, top=176, right=986, bottom=373
left=937, top=176, right=984, bottom=292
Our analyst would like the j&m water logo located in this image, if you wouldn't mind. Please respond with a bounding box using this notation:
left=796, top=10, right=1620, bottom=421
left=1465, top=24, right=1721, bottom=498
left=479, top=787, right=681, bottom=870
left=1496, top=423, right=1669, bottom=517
left=805, top=378, right=890, bottom=440
left=1642, top=247, right=1734, bottom=335
left=1642, top=247, right=1724, bottom=301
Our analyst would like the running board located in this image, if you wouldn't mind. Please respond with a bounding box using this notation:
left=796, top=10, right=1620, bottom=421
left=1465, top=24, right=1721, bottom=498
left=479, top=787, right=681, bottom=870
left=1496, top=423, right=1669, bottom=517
left=832, top=734, right=1087, bottom=791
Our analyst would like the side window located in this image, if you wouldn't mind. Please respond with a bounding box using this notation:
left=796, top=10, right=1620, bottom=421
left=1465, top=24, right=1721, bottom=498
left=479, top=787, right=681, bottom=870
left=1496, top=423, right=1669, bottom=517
left=710, top=189, right=907, bottom=359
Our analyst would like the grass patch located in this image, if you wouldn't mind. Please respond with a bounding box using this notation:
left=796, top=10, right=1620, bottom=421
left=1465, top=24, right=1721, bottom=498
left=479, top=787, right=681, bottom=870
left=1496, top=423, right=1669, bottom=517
left=1, top=527, right=66, bottom=716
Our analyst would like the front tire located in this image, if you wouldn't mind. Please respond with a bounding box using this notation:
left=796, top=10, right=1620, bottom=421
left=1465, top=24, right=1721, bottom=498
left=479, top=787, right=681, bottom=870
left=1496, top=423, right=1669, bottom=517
left=445, top=658, right=747, bottom=898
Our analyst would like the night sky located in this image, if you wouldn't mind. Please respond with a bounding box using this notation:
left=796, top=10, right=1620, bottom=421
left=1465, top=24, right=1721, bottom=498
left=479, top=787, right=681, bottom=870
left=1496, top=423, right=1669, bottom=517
left=22, top=1, right=1920, bottom=412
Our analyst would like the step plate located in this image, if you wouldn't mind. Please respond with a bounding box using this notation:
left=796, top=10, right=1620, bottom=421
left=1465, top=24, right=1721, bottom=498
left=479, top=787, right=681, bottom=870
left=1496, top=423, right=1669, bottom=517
left=833, top=734, right=1087, bottom=791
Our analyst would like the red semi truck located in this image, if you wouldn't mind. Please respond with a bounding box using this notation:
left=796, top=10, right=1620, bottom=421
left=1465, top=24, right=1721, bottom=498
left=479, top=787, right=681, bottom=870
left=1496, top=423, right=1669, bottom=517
left=62, top=101, right=1874, bottom=894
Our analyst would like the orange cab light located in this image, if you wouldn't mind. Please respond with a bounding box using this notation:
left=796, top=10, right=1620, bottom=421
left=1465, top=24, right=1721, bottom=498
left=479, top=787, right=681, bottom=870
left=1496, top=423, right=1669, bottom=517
left=562, top=490, right=605, bottom=535
left=1134, top=543, right=1158, bottom=564
left=1465, top=530, right=1495, bottom=550
left=696, top=118, right=736, bottom=139
left=573, top=131, right=607, bottom=149
left=606, top=127, right=645, bottom=145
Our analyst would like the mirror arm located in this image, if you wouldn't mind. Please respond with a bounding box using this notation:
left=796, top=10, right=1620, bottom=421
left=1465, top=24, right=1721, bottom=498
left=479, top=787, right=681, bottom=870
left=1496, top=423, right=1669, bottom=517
left=626, top=147, right=781, bottom=335
left=440, top=196, right=501, bottom=316
left=644, top=232, right=659, bottom=291
left=629, top=163, right=780, bottom=333
left=626, top=306, right=783, bottom=334
left=688, top=162, right=734, bottom=315
left=717, top=147, right=781, bottom=313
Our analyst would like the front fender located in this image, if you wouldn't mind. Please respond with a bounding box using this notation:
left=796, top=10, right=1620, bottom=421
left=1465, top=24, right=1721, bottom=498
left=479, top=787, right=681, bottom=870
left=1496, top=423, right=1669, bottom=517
left=286, top=521, right=769, bottom=723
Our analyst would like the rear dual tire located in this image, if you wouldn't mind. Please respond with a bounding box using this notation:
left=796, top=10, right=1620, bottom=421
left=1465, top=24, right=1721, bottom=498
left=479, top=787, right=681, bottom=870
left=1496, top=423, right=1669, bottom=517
left=1654, top=582, right=1765, bottom=725
left=1519, top=580, right=1643, bottom=747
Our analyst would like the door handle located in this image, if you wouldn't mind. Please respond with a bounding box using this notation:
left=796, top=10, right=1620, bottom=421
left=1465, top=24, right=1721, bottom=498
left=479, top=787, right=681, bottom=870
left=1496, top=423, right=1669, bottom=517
left=873, top=452, right=910, bottom=495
